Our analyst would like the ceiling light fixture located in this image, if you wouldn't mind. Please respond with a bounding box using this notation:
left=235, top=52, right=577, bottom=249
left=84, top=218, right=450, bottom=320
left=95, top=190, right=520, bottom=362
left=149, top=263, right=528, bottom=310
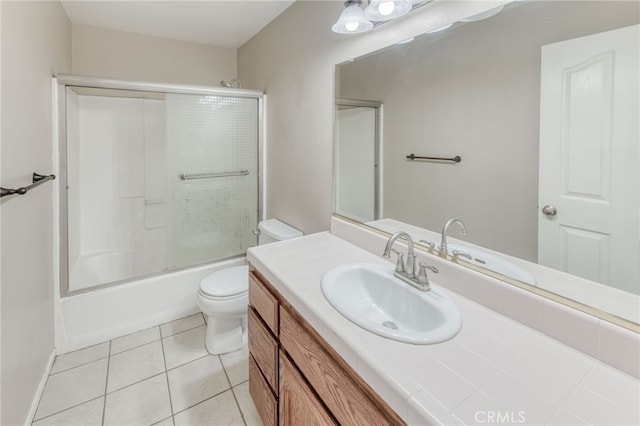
left=332, top=0, right=374, bottom=34
left=364, top=0, right=412, bottom=22
left=333, top=0, right=430, bottom=35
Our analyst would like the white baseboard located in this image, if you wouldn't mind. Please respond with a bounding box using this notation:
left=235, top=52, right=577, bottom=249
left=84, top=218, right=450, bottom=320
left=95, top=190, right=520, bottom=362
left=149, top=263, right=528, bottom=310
left=26, top=349, right=56, bottom=426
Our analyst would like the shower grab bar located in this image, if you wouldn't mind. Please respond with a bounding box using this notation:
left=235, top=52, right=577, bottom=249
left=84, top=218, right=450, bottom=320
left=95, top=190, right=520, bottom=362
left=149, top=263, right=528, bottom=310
left=406, top=154, right=462, bottom=163
left=180, top=170, right=249, bottom=180
left=1, top=173, right=56, bottom=198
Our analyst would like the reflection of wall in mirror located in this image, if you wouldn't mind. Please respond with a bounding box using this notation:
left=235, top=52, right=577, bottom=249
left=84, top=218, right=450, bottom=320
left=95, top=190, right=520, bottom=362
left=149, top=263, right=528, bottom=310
left=337, top=1, right=638, bottom=266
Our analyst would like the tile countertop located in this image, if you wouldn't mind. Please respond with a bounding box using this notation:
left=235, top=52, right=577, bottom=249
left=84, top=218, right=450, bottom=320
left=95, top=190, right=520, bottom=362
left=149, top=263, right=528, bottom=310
left=247, top=232, right=640, bottom=426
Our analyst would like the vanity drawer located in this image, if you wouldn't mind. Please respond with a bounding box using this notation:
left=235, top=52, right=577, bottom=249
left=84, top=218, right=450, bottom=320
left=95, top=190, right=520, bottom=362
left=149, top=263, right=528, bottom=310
left=248, top=307, right=278, bottom=393
left=249, top=271, right=279, bottom=335
left=279, top=352, right=337, bottom=426
left=279, top=307, right=403, bottom=426
left=249, top=354, right=277, bottom=426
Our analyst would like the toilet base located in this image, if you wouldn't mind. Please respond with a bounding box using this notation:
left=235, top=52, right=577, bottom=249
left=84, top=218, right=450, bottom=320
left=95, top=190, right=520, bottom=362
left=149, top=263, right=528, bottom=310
left=204, top=315, right=247, bottom=355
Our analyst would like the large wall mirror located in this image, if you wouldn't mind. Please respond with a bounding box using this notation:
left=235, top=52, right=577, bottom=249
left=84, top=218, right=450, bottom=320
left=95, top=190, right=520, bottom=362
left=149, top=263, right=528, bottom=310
left=334, top=0, right=639, bottom=325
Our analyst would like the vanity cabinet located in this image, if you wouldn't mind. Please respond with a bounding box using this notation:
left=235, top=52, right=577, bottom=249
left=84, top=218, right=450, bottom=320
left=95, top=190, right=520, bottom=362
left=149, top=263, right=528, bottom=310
left=248, top=265, right=405, bottom=426
left=279, top=352, right=336, bottom=426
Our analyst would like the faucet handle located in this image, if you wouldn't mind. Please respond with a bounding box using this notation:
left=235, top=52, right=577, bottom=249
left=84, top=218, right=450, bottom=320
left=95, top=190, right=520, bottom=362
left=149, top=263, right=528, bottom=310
left=452, top=250, right=473, bottom=261
left=389, top=248, right=406, bottom=274
left=417, top=262, right=438, bottom=289
left=419, top=239, right=436, bottom=250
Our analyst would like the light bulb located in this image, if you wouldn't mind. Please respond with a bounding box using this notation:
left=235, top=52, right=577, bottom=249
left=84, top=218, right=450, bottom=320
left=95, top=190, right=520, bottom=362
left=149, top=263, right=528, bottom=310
left=345, top=22, right=359, bottom=32
left=364, top=0, right=411, bottom=22
left=379, top=1, right=395, bottom=16
left=332, top=2, right=374, bottom=34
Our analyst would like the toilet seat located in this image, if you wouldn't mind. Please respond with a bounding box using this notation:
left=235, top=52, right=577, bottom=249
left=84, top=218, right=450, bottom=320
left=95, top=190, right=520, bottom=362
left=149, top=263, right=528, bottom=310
left=199, top=265, right=249, bottom=299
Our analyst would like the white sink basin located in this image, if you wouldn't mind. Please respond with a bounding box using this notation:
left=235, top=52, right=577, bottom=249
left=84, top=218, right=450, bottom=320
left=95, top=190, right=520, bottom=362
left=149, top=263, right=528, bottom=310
left=448, top=243, right=536, bottom=286
left=321, top=263, right=462, bottom=344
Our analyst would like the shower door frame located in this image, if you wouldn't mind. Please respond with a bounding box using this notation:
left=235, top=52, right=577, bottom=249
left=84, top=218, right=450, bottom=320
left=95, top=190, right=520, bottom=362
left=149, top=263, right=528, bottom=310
left=334, top=98, right=383, bottom=222
left=55, top=75, right=265, bottom=297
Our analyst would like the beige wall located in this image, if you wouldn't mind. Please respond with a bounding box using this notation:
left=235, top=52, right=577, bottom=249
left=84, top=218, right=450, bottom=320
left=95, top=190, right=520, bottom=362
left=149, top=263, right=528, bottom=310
left=238, top=0, right=510, bottom=235
left=1, top=1, right=71, bottom=424
left=72, top=24, right=237, bottom=86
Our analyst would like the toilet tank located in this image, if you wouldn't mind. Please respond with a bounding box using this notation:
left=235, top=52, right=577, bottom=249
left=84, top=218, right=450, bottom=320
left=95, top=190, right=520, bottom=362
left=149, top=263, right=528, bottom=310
left=258, top=219, right=303, bottom=245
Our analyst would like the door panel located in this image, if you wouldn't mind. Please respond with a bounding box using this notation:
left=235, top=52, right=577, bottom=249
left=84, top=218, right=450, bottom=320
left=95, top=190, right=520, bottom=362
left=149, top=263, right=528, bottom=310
left=538, top=25, right=639, bottom=294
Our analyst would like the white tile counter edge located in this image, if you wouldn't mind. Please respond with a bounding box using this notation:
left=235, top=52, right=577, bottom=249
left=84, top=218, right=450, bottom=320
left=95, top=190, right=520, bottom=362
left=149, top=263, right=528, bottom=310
left=247, top=229, right=639, bottom=426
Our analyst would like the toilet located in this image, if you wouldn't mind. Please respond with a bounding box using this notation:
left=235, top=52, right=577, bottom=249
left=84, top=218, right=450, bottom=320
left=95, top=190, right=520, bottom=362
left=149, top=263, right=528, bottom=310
left=197, top=219, right=302, bottom=354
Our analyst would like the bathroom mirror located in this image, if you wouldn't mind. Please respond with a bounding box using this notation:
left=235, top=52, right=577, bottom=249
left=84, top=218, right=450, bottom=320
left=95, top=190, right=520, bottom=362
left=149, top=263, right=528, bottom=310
left=334, top=0, right=639, bottom=324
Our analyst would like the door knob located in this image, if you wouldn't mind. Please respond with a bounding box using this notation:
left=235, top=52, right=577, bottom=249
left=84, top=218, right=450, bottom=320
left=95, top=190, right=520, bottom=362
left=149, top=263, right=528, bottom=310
left=542, top=205, right=558, bottom=216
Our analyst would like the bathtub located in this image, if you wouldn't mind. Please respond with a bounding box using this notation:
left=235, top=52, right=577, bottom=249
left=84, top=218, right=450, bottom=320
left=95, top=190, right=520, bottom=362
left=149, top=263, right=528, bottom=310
left=55, top=257, right=246, bottom=353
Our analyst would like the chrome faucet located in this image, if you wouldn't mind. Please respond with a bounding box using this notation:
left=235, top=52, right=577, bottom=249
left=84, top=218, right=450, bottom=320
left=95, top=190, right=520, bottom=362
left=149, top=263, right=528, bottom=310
left=383, top=231, right=416, bottom=278
left=383, top=231, right=438, bottom=291
left=440, top=218, right=467, bottom=256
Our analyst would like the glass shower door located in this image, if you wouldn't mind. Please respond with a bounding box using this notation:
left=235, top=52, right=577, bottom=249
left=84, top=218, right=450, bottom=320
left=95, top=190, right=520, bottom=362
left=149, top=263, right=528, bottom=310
left=65, top=87, right=259, bottom=293
left=165, top=93, right=258, bottom=268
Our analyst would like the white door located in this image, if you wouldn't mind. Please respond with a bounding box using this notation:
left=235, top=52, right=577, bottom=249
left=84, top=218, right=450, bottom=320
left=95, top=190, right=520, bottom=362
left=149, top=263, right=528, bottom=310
left=335, top=105, right=379, bottom=222
left=538, top=25, right=639, bottom=294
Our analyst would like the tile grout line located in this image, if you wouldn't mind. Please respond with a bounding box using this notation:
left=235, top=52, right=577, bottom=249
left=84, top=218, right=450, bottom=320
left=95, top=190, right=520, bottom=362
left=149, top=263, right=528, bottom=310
left=171, top=388, right=239, bottom=419
left=35, top=315, right=208, bottom=425
left=168, top=351, right=243, bottom=421
left=49, top=354, right=110, bottom=376
left=166, top=352, right=210, bottom=373
left=552, top=363, right=597, bottom=424
left=230, top=386, right=249, bottom=426
left=158, top=312, right=207, bottom=338
left=161, top=322, right=206, bottom=340
left=32, top=356, right=111, bottom=424
left=110, top=328, right=162, bottom=356
left=102, top=340, right=112, bottom=426
left=31, top=395, right=106, bottom=425
left=49, top=350, right=109, bottom=377
left=103, top=372, right=167, bottom=396
left=160, top=333, right=176, bottom=418
left=220, top=353, right=248, bottom=426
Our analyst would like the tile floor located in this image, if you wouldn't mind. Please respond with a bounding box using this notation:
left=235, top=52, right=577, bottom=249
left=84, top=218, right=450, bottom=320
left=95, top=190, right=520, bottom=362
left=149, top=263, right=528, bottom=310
left=32, top=313, right=262, bottom=426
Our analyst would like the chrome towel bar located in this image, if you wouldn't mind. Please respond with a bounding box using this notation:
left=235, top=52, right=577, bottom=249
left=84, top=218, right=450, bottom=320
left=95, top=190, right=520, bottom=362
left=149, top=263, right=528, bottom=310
left=1, top=173, right=56, bottom=198
left=406, top=154, right=461, bottom=163
left=180, top=170, right=249, bottom=180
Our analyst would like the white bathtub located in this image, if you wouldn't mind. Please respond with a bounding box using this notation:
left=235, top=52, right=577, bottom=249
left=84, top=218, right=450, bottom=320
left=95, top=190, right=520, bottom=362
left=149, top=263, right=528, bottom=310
left=55, top=257, right=245, bottom=353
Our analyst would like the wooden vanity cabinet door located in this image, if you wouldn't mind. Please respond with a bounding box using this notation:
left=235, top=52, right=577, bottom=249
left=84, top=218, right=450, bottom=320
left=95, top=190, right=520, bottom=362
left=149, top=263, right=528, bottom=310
left=279, top=353, right=337, bottom=426
left=248, top=308, right=278, bottom=392
left=280, top=307, right=404, bottom=426
left=249, top=355, right=277, bottom=426
left=249, top=270, right=279, bottom=335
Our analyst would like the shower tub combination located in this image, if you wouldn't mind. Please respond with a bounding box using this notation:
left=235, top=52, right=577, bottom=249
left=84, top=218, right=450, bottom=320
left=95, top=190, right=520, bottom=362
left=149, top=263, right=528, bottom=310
left=54, top=76, right=264, bottom=352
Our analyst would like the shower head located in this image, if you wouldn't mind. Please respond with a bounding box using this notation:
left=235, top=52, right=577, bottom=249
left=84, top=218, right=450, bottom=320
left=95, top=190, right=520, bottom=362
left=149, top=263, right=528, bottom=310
left=220, top=78, right=242, bottom=88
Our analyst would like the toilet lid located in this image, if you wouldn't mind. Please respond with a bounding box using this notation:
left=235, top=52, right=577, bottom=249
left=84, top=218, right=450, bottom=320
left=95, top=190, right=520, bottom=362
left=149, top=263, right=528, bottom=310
left=199, top=265, right=249, bottom=297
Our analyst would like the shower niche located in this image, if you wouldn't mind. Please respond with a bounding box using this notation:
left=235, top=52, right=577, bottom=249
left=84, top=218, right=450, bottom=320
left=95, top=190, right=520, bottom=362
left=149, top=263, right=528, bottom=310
left=58, top=79, right=262, bottom=294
